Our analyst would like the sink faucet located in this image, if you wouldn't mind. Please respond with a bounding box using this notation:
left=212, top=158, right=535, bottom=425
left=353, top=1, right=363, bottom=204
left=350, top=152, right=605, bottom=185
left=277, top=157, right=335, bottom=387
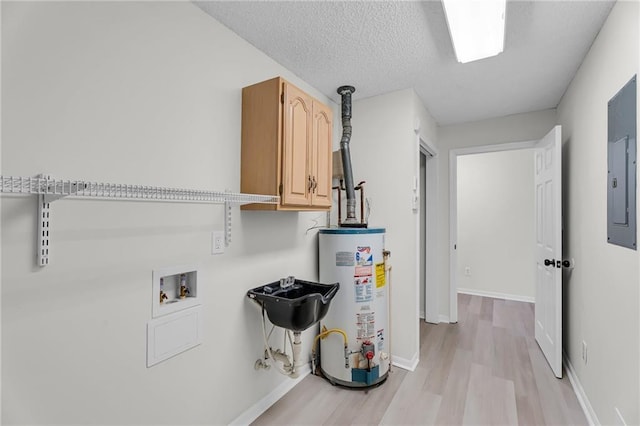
left=279, top=276, right=295, bottom=289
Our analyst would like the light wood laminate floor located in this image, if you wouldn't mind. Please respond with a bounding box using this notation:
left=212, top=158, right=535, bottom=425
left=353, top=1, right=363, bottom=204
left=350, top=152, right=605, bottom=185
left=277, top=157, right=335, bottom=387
left=252, top=294, right=586, bottom=425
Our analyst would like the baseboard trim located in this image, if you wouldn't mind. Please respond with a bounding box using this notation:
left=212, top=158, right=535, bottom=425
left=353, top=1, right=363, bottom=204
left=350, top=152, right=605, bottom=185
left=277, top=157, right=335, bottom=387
left=563, top=351, right=599, bottom=426
left=457, top=288, right=535, bottom=303
left=392, top=352, right=419, bottom=371
left=426, top=315, right=450, bottom=324
left=614, top=407, right=627, bottom=426
left=229, top=365, right=311, bottom=426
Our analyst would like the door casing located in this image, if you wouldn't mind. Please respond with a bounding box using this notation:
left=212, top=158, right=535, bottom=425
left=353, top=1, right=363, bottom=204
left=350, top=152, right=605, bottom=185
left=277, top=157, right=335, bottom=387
left=415, top=127, right=439, bottom=325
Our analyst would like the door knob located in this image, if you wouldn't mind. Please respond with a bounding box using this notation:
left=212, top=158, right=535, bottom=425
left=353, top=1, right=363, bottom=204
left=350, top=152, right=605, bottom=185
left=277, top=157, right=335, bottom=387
left=544, top=259, right=554, bottom=266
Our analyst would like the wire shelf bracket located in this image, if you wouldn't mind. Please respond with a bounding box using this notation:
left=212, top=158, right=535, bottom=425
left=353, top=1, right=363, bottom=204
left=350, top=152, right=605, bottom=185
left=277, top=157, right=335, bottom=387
left=1, top=174, right=279, bottom=266
left=224, top=198, right=233, bottom=247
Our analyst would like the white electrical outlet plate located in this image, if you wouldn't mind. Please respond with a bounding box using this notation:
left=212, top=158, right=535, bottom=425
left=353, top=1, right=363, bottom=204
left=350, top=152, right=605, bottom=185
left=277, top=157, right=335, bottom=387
left=412, top=194, right=419, bottom=212
left=211, top=231, right=224, bottom=255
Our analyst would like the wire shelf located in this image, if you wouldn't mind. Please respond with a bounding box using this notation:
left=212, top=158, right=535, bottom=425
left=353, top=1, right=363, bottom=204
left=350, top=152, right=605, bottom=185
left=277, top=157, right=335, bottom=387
left=1, top=174, right=280, bottom=265
left=0, top=175, right=279, bottom=205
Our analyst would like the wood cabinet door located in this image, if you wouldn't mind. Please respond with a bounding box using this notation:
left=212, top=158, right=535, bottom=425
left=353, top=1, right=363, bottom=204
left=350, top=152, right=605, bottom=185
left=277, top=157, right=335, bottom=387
left=311, top=101, right=333, bottom=208
left=281, top=83, right=312, bottom=206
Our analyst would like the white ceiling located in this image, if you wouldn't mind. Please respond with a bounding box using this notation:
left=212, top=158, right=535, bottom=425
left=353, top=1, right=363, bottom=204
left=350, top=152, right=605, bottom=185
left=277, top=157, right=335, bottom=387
left=196, top=1, right=615, bottom=126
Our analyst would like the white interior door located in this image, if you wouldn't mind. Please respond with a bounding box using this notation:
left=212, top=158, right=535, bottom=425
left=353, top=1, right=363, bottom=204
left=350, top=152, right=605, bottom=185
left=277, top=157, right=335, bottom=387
left=534, top=125, right=563, bottom=378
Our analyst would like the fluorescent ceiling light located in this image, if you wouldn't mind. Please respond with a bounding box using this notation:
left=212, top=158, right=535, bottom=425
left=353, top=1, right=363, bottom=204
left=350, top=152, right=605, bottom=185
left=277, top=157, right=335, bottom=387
left=442, top=0, right=506, bottom=64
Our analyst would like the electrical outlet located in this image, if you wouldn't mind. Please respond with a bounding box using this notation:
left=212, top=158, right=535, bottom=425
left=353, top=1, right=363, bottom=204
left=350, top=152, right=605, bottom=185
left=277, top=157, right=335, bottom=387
left=582, top=341, right=588, bottom=364
left=465, top=267, right=471, bottom=276
left=211, top=231, right=224, bottom=255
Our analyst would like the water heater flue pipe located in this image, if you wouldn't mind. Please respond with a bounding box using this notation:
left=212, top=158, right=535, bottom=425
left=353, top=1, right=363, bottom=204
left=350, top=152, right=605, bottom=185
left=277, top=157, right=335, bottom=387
left=337, top=85, right=359, bottom=226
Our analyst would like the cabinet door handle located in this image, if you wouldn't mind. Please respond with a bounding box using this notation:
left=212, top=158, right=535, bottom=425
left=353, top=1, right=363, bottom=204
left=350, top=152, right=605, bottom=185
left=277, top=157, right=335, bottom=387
left=308, top=175, right=313, bottom=192
left=312, top=177, right=317, bottom=193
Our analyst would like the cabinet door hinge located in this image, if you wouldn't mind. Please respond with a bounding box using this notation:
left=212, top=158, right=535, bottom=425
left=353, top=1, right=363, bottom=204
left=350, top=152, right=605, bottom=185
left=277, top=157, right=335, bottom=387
left=279, top=183, right=283, bottom=196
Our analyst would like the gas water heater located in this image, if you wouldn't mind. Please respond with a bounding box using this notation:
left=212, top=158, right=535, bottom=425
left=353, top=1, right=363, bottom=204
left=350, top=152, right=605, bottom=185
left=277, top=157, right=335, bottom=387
left=318, top=228, right=389, bottom=387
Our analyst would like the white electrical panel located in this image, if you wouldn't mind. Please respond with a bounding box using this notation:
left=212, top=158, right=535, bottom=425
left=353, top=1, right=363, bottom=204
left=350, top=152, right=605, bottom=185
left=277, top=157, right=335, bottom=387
left=607, top=75, right=637, bottom=250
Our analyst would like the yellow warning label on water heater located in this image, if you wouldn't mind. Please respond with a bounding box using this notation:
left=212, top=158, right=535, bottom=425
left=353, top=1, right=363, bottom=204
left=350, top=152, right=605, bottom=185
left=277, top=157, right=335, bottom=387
left=375, top=262, right=386, bottom=288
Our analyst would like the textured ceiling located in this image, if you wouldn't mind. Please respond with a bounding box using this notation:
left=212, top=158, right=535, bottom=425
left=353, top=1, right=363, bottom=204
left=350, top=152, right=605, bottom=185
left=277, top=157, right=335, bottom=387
left=196, top=1, right=615, bottom=125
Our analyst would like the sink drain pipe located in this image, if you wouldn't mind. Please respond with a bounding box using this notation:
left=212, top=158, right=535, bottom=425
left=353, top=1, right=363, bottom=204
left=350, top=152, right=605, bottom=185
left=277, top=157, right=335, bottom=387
left=260, top=306, right=302, bottom=378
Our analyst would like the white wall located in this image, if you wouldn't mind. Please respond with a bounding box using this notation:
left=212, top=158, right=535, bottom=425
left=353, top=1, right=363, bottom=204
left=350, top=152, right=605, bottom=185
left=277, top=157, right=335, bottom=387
left=437, top=109, right=557, bottom=319
left=557, top=1, right=639, bottom=424
left=457, top=150, right=535, bottom=301
left=346, top=89, right=437, bottom=368
left=1, top=3, right=338, bottom=424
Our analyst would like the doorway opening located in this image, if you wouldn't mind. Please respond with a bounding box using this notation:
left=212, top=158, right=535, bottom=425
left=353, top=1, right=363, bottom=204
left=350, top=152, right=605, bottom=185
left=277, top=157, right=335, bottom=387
left=443, top=126, right=563, bottom=377
left=448, top=140, right=538, bottom=323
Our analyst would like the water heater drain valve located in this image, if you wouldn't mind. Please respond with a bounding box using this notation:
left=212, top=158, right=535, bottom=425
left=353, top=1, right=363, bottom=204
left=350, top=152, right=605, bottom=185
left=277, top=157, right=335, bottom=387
left=361, top=340, right=375, bottom=364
